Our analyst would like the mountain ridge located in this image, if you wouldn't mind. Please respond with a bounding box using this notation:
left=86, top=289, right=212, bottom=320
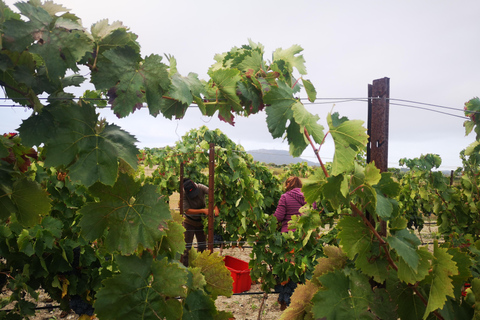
left=247, top=149, right=316, bottom=166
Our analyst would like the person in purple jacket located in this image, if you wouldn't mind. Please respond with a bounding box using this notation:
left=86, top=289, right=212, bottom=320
left=274, top=176, right=306, bottom=232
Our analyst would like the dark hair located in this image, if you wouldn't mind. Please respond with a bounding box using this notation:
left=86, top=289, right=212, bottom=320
left=285, top=176, right=302, bottom=192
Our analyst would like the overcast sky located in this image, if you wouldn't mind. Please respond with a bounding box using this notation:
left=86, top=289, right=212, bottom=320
left=2, top=0, right=479, bottom=170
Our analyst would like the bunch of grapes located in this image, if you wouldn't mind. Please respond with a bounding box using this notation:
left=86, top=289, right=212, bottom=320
left=213, top=234, right=223, bottom=244
left=275, top=280, right=297, bottom=307
left=69, top=295, right=95, bottom=316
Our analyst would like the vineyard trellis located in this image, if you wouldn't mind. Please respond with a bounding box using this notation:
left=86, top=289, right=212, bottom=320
left=1, top=1, right=480, bottom=319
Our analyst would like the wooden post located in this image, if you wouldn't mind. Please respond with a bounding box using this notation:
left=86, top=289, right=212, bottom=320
left=367, top=77, right=390, bottom=172
left=367, top=77, right=390, bottom=236
left=208, top=143, right=215, bottom=252
left=180, top=162, right=184, bottom=215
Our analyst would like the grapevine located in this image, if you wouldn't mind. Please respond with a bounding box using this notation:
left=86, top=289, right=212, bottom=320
left=0, top=1, right=480, bottom=319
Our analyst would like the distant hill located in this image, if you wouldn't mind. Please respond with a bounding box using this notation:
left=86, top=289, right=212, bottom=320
left=247, top=149, right=316, bottom=166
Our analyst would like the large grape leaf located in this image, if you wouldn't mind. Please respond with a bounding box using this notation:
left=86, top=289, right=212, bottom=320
left=423, top=242, right=459, bottom=319
left=328, top=112, right=369, bottom=176
left=3, top=2, right=91, bottom=81
left=79, top=173, right=171, bottom=254
left=93, top=47, right=172, bottom=117
left=189, top=250, right=233, bottom=299
left=11, top=178, right=51, bottom=227
left=37, top=102, right=138, bottom=187
left=94, top=253, right=187, bottom=320
left=312, top=269, right=375, bottom=319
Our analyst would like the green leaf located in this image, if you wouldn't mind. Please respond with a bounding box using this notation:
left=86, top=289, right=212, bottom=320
left=264, top=81, right=296, bottom=138
left=183, top=289, right=217, bottom=320
left=374, top=172, right=400, bottom=197
left=337, top=215, right=372, bottom=260
left=375, top=192, right=394, bottom=220
left=312, top=269, right=375, bottom=319
left=11, top=178, right=51, bottom=227
left=209, top=68, right=242, bottom=110
left=272, top=44, right=307, bottom=75
left=423, top=242, right=459, bottom=319
left=292, top=101, right=324, bottom=147
left=4, top=2, right=92, bottom=81
left=41, top=102, right=138, bottom=187
left=387, top=229, right=421, bottom=272
left=161, top=219, right=186, bottom=258
left=328, top=112, right=369, bottom=176
left=189, top=250, right=233, bottom=299
left=94, top=253, right=186, bottom=320
left=301, top=78, right=316, bottom=102
left=321, top=174, right=348, bottom=209
left=79, top=173, right=171, bottom=254
left=396, top=246, right=432, bottom=284
left=161, top=72, right=204, bottom=119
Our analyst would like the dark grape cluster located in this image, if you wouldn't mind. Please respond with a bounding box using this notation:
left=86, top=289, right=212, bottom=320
left=69, top=295, right=94, bottom=316
left=275, top=280, right=297, bottom=307
left=213, top=234, right=223, bottom=244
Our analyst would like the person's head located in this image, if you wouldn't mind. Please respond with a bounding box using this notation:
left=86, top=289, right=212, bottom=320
left=285, top=176, right=302, bottom=192
left=183, top=178, right=199, bottom=199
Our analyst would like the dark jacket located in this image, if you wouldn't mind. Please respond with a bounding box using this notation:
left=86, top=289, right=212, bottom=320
left=183, top=183, right=209, bottom=226
left=274, top=188, right=306, bottom=232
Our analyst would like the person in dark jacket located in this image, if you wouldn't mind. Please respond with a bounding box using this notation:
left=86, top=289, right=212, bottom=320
left=181, top=177, right=218, bottom=267
left=274, top=176, right=306, bottom=232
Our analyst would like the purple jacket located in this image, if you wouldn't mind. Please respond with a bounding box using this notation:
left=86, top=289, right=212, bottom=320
left=274, top=188, right=306, bottom=232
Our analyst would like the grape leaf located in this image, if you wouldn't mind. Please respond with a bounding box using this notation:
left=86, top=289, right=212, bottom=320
left=320, top=174, right=348, bottom=209
left=446, top=247, right=472, bottom=299
left=387, top=229, right=421, bottom=272
left=374, top=172, right=401, bottom=197
left=182, top=289, right=218, bottom=320
left=355, top=252, right=390, bottom=283
left=4, top=2, right=91, bottom=80
left=396, top=246, right=432, bottom=284
left=11, top=178, right=51, bottom=227
left=301, top=78, right=316, bottom=102
left=160, top=72, right=204, bottom=119
left=272, top=44, right=307, bottom=76
left=386, top=272, right=426, bottom=320
left=423, top=242, right=459, bottom=319
left=94, top=253, right=186, bottom=320
left=337, top=215, right=372, bottom=261
left=189, top=250, right=233, bottom=299
left=160, top=219, right=186, bottom=259
left=40, top=102, right=138, bottom=187
left=328, top=112, right=369, bottom=176
left=312, top=246, right=347, bottom=284
left=312, top=269, right=375, bottom=319
left=79, top=173, right=171, bottom=254
left=264, top=81, right=296, bottom=138
left=292, top=101, right=324, bottom=147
